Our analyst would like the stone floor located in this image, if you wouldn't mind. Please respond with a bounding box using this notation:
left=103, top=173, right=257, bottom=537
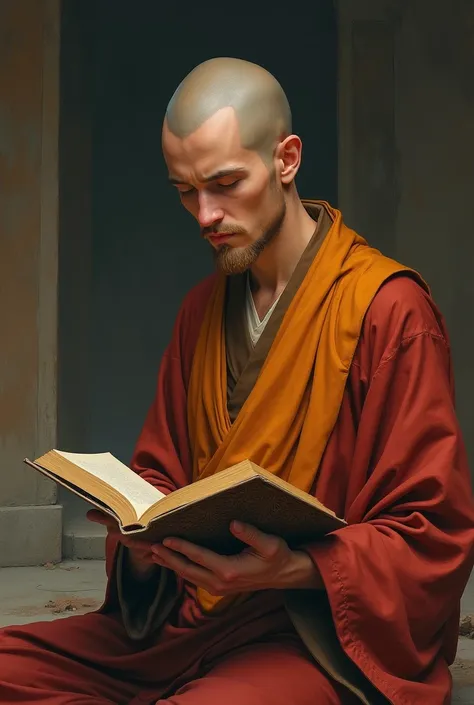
left=0, top=560, right=473, bottom=702
left=0, top=560, right=107, bottom=627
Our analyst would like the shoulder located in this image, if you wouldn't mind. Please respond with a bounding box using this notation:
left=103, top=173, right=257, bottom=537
left=167, top=273, right=218, bottom=359
left=355, top=273, right=451, bottom=374
left=365, top=272, right=448, bottom=341
left=180, top=273, right=218, bottom=314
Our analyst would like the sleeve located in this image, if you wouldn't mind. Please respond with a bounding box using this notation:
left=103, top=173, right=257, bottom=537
left=105, top=340, right=193, bottom=638
left=102, top=278, right=215, bottom=637
left=303, top=285, right=474, bottom=694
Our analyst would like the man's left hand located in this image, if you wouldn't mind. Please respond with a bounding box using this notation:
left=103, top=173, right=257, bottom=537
left=152, top=520, right=323, bottom=595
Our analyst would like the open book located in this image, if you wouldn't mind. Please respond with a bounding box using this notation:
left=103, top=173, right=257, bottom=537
left=25, top=451, right=346, bottom=553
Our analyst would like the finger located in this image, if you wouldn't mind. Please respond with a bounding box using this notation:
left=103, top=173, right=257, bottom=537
left=152, top=544, right=216, bottom=586
left=161, top=537, right=231, bottom=575
left=230, top=521, right=282, bottom=558
left=87, top=510, right=118, bottom=529
left=120, top=536, right=155, bottom=553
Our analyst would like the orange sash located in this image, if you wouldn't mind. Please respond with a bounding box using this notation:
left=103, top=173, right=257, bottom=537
left=187, top=201, right=424, bottom=612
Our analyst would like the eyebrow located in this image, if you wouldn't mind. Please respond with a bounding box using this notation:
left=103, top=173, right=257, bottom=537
left=168, top=168, right=247, bottom=186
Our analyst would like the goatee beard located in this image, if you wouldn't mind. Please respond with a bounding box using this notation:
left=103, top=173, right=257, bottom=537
left=214, top=202, right=286, bottom=276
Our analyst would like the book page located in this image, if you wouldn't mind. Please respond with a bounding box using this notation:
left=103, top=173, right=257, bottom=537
left=56, top=451, right=165, bottom=519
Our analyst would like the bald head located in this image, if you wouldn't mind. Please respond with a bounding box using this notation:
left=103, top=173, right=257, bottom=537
left=164, top=57, right=292, bottom=162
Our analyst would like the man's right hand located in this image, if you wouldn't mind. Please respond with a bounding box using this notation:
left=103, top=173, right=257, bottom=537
left=87, top=509, right=160, bottom=581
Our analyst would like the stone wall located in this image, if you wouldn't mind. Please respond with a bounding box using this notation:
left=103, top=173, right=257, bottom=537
left=0, top=0, right=62, bottom=565
left=337, top=0, right=474, bottom=472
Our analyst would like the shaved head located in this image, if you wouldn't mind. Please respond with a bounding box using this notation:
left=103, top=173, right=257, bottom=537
left=165, top=57, right=292, bottom=163
left=162, top=58, right=303, bottom=277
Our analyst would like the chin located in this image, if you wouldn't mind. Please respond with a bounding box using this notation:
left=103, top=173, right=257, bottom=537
left=214, top=246, right=260, bottom=276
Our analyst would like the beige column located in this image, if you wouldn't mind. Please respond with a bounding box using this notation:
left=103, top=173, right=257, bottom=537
left=0, top=0, right=62, bottom=565
left=336, top=0, right=474, bottom=472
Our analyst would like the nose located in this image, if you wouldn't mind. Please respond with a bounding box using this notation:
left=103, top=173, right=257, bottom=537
left=197, top=191, right=224, bottom=229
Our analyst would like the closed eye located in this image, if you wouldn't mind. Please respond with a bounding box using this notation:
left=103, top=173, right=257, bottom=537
left=174, top=179, right=240, bottom=195
left=217, top=180, right=239, bottom=190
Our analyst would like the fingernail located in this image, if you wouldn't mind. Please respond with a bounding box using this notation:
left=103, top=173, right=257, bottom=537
left=232, top=521, right=243, bottom=533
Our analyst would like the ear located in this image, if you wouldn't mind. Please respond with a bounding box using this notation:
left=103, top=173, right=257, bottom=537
left=275, top=135, right=302, bottom=184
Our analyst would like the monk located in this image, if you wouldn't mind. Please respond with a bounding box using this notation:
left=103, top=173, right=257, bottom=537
left=0, top=57, right=473, bottom=705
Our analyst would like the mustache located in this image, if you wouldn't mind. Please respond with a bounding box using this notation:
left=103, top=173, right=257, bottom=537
left=201, top=225, right=247, bottom=238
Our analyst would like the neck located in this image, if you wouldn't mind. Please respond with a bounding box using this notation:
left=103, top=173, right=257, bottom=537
left=249, top=192, right=317, bottom=295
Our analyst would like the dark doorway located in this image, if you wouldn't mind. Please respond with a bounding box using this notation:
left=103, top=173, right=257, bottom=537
left=58, top=1, right=338, bottom=540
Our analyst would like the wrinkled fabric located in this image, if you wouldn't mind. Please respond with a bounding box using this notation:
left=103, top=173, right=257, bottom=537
left=0, top=208, right=472, bottom=704
left=188, top=200, right=423, bottom=611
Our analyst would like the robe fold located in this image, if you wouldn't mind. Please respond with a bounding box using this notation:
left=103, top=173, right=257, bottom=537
left=0, top=201, right=473, bottom=705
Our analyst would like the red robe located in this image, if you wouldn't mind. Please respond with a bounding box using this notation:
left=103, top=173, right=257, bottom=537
left=0, top=274, right=473, bottom=705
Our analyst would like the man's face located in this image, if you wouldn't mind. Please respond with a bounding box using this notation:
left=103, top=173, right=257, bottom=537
left=162, top=107, right=286, bottom=274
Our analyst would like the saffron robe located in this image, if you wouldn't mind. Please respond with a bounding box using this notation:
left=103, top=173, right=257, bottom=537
left=0, top=203, right=473, bottom=705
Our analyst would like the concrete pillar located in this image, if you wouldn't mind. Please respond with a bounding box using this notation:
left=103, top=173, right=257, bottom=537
left=336, top=0, right=474, bottom=472
left=0, top=0, right=62, bottom=565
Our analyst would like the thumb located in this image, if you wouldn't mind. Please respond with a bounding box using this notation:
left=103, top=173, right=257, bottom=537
left=230, top=521, right=282, bottom=558
left=87, top=509, right=117, bottom=529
